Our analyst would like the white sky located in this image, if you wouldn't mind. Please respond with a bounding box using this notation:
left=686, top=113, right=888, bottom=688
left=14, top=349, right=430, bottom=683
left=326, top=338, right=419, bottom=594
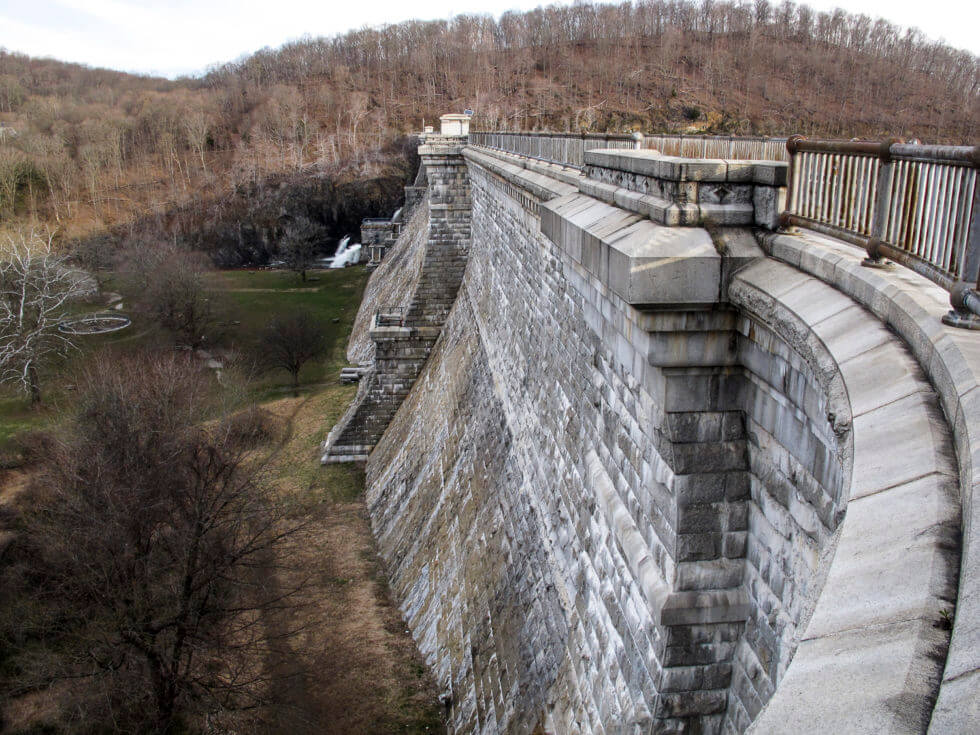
left=0, top=0, right=977, bottom=79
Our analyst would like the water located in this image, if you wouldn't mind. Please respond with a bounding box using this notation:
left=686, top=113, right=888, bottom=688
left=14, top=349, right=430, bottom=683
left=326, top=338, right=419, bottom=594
left=329, top=236, right=362, bottom=268
left=392, top=207, right=403, bottom=222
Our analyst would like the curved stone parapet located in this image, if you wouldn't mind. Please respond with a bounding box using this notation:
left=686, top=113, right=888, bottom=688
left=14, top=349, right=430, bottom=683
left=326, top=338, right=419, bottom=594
left=756, top=230, right=980, bottom=734
left=731, top=256, right=958, bottom=733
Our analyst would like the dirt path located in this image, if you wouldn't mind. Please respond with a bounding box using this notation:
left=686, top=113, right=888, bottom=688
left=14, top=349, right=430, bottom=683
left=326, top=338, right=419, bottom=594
left=0, top=387, right=443, bottom=735
left=249, top=390, right=444, bottom=734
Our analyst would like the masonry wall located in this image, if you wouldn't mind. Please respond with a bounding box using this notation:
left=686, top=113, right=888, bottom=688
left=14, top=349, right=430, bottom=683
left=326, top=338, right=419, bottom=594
left=369, top=162, right=667, bottom=732
left=323, top=139, right=470, bottom=462
left=361, top=150, right=865, bottom=733
left=348, top=191, right=429, bottom=365
left=723, top=304, right=850, bottom=730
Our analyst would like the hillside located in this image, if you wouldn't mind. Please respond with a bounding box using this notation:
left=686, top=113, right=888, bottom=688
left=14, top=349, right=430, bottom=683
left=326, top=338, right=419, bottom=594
left=0, top=0, right=977, bottom=255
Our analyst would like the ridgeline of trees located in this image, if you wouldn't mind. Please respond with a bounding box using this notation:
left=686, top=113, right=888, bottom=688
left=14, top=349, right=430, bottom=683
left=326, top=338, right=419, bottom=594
left=214, top=0, right=978, bottom=140
left=0, top=0, right=978, bottom=250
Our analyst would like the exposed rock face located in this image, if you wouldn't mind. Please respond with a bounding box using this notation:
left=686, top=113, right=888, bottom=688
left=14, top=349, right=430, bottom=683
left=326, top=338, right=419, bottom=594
left=331, top=139, right=968, bottom=734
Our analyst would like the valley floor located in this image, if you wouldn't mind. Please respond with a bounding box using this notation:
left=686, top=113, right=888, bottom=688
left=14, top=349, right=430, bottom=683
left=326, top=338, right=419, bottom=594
left=0, top=267, right=444, bottom=734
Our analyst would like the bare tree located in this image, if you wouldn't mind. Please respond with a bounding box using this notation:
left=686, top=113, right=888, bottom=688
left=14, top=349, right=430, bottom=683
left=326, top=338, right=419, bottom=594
left=122, top=242, right=217, bottom=348
left=183, top=106, right=211, bottom=175
left=278, top=216, right=324, bottom=282
left=257, top=309, right=327, bottom=394
left=0, top=229, right=88, bottom=405
left=0, top=353, right=308, bottom=731
left=71, top=234, right=116, bottom=293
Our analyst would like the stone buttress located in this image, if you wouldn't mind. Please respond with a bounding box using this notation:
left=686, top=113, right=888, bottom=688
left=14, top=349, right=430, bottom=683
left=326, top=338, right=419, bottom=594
left=321, top=129, right=470, bottom=463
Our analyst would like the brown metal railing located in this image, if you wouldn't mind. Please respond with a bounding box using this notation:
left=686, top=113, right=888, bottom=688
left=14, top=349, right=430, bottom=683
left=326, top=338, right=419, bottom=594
left=642, top=133, right=788, bottom=161
left=782, top=138, right=980, bottom=326
left=468, top=131, right=788, bottom=168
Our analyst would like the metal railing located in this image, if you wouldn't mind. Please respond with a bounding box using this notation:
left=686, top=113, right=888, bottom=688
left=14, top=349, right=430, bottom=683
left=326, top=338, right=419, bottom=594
left=468, top=130, right=789, bottom=168
left=642, top=134, right=788, bottom=161
left=781, top=138, right=980, bottom=326
left=57, top=311, right=132, bottom=335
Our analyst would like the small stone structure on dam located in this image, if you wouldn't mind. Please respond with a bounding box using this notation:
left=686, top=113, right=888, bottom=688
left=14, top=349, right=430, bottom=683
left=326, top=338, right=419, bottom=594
left=323, top=115, right=980, bottom=734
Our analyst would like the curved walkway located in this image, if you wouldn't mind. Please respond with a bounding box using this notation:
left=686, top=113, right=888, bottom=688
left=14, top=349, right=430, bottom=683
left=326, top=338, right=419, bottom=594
left=740, top=230, right=978, bottom=733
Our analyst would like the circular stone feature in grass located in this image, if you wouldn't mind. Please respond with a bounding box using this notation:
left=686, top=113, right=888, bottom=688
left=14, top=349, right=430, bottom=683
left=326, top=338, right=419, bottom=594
left=58, top=312, right=132, bottom=335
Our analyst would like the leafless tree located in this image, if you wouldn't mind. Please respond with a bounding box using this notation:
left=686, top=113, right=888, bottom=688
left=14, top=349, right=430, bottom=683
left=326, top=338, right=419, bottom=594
left=0, top=353, right=308, bottom=732
left=71, top=235, right=116, bottom=293
left=122, top=242, right=217, bottom=349
left=278, top=216, right=325, bottom=282
left=257, top=309, right=327, bottom=394
left=0, top=228, right=88, bottom=405
left=183, top=106, right=211, bottom=176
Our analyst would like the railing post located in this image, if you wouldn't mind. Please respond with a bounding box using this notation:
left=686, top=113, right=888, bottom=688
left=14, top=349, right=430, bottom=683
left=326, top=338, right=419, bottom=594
left=778, top=135, right=806, bottom=231
left=943, top=148, right=980, bottom=329
left=862, top=139, right=902, bottom=268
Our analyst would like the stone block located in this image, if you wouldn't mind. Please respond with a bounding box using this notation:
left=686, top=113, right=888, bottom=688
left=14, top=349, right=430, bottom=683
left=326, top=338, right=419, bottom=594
left=838, top=341, right=928, bottom=417
left=850, top=392, right=955, bottom=500
left=928, top=668, right=980, bottom=735
left=803, top=473, right=958, bottom=640
left=723, top=161, right=755, bottom=183
left=749, top=162, right=788, bottom=187
left=809, top=305, right=891, bottom=364
left=752, top=186, right=784, bottom=230
left=749, top=619, right=947, bottom=734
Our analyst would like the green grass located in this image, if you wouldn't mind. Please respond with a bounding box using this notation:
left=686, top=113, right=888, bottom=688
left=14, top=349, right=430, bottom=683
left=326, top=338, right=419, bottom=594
left=0, top=266, right=371, bottom=455
left=214, top=267, right=369, bottom=398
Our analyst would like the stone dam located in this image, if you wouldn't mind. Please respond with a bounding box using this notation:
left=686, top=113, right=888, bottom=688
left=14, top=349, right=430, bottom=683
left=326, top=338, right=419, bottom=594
left=323, top=121, right=980, bottom=734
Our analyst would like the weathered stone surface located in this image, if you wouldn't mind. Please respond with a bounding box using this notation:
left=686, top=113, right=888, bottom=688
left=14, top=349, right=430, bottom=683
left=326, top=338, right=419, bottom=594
left=348, top=190, right=430, bottom=363
left=750, top=619, right=949, bottom=734
left=579, top=149, right=787, bottom=229
left=322, top=141, right=974, bottom=734
left=540, top=194, right=721, bottom=308
left=753, top=231, right=977, bottom=735
left=322, top=138, right=470, bottom=462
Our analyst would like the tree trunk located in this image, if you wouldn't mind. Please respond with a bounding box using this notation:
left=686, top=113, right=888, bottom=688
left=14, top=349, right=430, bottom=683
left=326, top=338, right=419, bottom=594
left=292, top=370, right=300, bottom=397
left=28, top=364, right=41, bottom=408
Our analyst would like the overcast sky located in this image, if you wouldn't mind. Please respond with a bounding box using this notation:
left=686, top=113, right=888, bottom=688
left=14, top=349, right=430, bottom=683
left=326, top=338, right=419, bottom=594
left=0, top=0, right=977, bottom=79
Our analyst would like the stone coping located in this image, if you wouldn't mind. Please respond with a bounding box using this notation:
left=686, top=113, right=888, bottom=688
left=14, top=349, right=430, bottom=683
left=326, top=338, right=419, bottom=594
left=732, top=257, right=959, bottom=733
left=584, top=148, right=787, bottom=185
left=469, top=144, right=783, bottom=228
left=462, top=146, right=579, bottom=201
left=418, top=139, right=466, bottom=155
left=539, top=192, right=722, bottom=308
left=757, top=230, right=980, bottom=734
left=465, top=145, right=731, bottom=309
left=369, top=323, right=442, bottom=340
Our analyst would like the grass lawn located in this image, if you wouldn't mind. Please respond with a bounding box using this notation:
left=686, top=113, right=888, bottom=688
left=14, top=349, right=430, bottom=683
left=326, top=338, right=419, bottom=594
left=212, top=267, right=370, bottom=400
left=0, top=265, right=371, bottom=456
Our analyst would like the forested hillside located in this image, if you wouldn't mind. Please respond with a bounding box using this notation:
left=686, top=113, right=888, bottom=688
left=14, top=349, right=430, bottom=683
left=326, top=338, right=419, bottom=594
left=0, top=0, right=977, bottom=257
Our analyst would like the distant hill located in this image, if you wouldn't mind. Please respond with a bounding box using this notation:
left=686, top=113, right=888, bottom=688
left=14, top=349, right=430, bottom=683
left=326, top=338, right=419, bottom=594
left=208, top=0, right=978, bottom=140
left=0, top=0, right=976, bottom=248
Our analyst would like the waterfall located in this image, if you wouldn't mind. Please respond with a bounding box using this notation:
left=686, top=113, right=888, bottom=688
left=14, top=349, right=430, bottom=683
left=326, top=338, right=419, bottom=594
left=329, top=237, right=361, bottom=268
